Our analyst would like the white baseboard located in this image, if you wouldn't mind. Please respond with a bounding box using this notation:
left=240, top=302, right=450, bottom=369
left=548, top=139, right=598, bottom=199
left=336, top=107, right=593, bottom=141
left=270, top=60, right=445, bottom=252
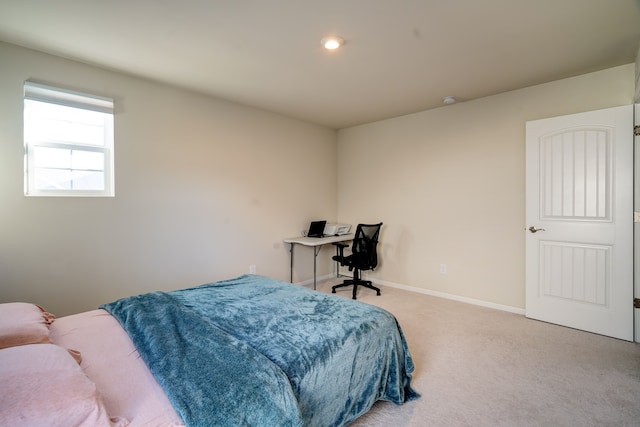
left=375, top=278, right=525, bottom=315
left=297, top=273, right=525, bottom=316
left=294, top=273, right=525, bottom=315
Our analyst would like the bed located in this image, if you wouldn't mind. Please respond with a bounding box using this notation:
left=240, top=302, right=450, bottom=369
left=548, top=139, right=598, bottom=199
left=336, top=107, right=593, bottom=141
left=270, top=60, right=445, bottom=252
left=0, top=274, right=418, bottom=426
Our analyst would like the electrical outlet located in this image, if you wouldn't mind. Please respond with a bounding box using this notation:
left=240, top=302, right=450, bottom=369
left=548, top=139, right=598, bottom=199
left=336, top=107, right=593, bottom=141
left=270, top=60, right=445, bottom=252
left=439, top=263, right=447, bottom=274
left=249, top=265, right=256, bottom=274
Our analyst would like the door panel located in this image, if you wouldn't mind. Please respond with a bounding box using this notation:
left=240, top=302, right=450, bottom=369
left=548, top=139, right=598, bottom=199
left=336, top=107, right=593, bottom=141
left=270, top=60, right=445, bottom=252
left=526, top=105, right=633, bottom=341
left=540, top=242, right=608, bottom=305
left=540, top=127, right=610, bottom=220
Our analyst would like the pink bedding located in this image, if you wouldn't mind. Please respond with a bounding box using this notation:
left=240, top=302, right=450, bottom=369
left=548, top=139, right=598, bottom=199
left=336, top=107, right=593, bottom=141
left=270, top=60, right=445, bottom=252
left=0, top=343, right=117, bottom=426
left=49, top=309, right=183, bottom=426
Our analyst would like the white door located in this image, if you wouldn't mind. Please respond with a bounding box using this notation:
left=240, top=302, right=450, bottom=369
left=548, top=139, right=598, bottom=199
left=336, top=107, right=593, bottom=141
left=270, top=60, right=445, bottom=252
left=525, top=105, right=633, bottom=341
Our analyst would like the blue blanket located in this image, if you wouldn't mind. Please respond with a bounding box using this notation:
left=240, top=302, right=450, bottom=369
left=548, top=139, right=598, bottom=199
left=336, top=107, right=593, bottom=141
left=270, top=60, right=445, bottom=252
left=101, top=275, right=418, bottom=426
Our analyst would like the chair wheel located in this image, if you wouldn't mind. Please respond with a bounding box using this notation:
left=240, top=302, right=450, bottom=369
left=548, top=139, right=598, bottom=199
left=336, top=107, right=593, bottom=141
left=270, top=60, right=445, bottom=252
left=332, top=289, right=336, bottom=293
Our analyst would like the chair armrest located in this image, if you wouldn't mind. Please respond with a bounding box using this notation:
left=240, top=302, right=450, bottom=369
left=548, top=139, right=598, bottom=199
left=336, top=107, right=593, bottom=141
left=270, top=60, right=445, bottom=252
left=332, top=242, right=349, bottom=263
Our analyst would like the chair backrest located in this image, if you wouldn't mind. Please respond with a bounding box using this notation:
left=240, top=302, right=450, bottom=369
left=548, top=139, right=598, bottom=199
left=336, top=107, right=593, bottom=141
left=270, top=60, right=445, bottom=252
left=350, top=223, right=383, bottom=271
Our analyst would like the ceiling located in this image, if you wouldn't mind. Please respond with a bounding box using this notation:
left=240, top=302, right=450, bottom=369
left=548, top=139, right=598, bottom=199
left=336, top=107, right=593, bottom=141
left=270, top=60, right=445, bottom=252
left=1, top=1, right=639, bottom=129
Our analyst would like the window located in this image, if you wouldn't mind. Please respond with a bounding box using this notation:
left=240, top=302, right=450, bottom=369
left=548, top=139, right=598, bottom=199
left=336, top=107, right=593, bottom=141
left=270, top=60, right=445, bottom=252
left=24, top=81, right=114, bottom=196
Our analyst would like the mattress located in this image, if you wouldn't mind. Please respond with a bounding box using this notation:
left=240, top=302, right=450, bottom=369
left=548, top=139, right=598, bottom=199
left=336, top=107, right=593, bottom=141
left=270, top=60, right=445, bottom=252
left=49, top=309, right=183, bottom=426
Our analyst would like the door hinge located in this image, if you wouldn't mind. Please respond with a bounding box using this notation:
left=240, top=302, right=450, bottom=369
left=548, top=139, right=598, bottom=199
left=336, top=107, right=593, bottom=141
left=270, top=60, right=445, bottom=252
left=635, top=125, right=640, bottom=136
left=635, top=212, right=640, bottom=223
left=635, top=298, right=640, bottom=309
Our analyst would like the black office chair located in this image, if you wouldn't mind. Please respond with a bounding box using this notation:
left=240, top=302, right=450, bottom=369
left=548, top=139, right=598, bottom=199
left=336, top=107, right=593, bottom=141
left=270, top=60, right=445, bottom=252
left=331, top=223, right=383, bottom=300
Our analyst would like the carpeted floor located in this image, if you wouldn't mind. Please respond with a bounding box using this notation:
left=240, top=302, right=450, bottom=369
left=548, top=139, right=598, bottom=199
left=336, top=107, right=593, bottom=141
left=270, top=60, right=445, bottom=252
left=314, top=278, right=640, bottom=427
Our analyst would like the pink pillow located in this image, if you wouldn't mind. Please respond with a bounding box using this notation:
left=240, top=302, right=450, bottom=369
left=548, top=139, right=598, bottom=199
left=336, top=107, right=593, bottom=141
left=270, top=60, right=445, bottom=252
left=0, top=344, right=126, bottom=426
left=0, top=302, right=55, bottom=349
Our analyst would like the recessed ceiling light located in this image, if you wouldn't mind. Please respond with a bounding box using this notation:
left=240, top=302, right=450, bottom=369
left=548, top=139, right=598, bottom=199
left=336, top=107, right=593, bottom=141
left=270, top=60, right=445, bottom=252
left=442, top=96, right=456, bottom=104
left=321, top=36, right=344, bottom=50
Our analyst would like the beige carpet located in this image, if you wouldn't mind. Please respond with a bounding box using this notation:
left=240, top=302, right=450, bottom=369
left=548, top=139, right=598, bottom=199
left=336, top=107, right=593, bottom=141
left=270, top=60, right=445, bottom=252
left=314, top=278, right=640, bottom=427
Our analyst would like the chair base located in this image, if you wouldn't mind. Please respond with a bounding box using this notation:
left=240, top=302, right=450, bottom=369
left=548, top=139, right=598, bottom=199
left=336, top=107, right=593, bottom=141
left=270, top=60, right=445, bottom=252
left=332, top=279, right=381, bottom=300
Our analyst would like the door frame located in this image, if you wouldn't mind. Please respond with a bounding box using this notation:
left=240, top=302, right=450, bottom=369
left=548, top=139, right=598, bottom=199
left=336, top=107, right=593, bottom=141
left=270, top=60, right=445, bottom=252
left=634, top=102, right=639, bottom=342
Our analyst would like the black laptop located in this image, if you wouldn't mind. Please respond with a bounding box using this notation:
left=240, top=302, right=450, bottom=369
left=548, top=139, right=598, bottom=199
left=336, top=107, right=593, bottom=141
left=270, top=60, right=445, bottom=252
left=307, top=220, right=327, bottom=238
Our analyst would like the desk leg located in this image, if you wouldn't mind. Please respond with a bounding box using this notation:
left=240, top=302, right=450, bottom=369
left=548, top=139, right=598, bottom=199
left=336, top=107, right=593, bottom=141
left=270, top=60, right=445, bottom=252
left=313, top=246, right=322, bottom=290
left=289, top=243, right=294, bottom=283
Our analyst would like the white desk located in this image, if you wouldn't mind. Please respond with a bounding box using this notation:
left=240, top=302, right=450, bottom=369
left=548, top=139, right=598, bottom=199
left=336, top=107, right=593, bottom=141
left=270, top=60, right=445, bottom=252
left=284, top=234, right=354, bottom=290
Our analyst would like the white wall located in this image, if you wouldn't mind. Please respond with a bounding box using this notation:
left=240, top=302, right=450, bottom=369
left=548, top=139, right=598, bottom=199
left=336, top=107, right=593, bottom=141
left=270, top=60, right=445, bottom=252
left=337, top=64, right=635, bottom=309
left=0, top=42, right=337, bottom=316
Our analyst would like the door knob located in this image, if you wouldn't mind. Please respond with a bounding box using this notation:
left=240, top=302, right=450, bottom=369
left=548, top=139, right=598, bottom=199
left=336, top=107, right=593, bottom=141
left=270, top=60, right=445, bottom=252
left=528, top=226, right=546, bottom=233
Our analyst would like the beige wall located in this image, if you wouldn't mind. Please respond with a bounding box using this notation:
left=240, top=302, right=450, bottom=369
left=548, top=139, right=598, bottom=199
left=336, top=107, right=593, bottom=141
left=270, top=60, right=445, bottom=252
left=1, top=40, right=634, bottom=316
left=337, top=64, right=635, bottom=310
left=0, top=42, right=337, bottom=316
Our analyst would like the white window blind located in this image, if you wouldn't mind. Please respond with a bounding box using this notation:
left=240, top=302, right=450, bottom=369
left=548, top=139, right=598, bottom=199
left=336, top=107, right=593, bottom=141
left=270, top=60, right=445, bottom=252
left=24, top=82, right=114, bottom=196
